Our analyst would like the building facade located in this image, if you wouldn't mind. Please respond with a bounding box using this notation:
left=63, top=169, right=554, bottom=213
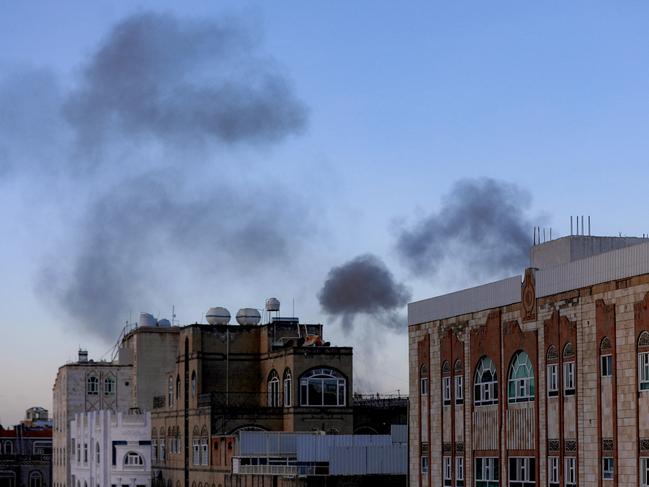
left=408, top=236, right=649, bottom=487
left=0, top=412, right=52, bottom=487
left=151, top=317, right=353, bottom=487
left=69, top=411, right=151, bottom=487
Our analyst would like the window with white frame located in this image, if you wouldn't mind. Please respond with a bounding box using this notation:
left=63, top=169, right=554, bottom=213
left=283, top=369, right=292, bottom=407
left=455, top=456, right=464, bottom=487
left=299, top=368, right=346, bottom=406
left=641, top=457, right=649, bottom=487
left=124, top=452, right=144, bottom=467
left=564, top=362, right=575, bottom=395
left=267, top=370, right=280, bottom=407
left=603, top=457, right=613, bottom=480
left=95, top=443, right=100, bottom=464
left=455, top=375, right=464, bottom=404
left=152, top=439, right=157, bottom=462
left=159, top=437, right=165, bottom=462
left=104, top=377, right=115, bottom=395
left=509, top=457, right=535, bottom=487
left=601, top=355, right=613, bottom=377
left=639, top=352, right=649, bottom=391
left=420, top=365, right=429, bottom=396
left=565, top=457, right=576, bottom=486
left=200, top=437, right=208, bottom=465
left=420, top=455, right=429, bottom=475
left=508, top=351, right=535, bottom=403
left=87, top=376, right=98, bottom=395
left=443, top=456, right=452, bottom=487
left=29, top=472, right=42, bottom=487
left=192, top=438, right=200, bottom=465
left=548, top=456, right=559, bottom=487
left=547, top=364, right=558, bottom=397
left=474, top=356, right=498, bottom=406
left=83, top=443, right=88, bottom=463
left=475, top=457, right=498, bottom=487
left=443, top=376, right=452, bottom=406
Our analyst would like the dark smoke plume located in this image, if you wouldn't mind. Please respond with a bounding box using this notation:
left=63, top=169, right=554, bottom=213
left=318, top=254, right=410, bottom=331
left=396, top=178, right=533, bottom=278
left=2, top=11, right=313, bottom=339
left=64, top=11, right=307, bottom=160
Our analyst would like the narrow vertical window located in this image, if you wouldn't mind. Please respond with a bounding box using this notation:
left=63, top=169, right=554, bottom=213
left=602, top=457, right=613, bottom=480
left=420, top=365, right=429, bottom=396
left=420, top=456, right=429, bottom=475
left=549, top=456, right=559, bottom=487
left=564, top=362, right=575, bottom=395
left=443, top=456, right=452, bottom=487
left=455, top=456, right=464, bottom=487
left=565, top=457, right=576, bottom=486
left=455, top=375, right=464, bottom=404
left=639, top=352, right=649, bottom=391
left=601, top=355, right=613, bottom=377
left=547, top=364, right=558, bottom=397
left=443, top=377, right=451, bottom=406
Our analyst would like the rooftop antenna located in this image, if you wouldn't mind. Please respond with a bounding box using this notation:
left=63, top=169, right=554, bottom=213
left=543, top=228, right=546, bottom=243
left=550, top=228, right=552, bottom=240
left=581, top=215, right=584, bottom=236
left=172, top=305, right=176, bottom=326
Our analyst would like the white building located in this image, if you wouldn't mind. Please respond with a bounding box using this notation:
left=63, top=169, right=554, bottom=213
left=70, top=411, right=151, bottom=487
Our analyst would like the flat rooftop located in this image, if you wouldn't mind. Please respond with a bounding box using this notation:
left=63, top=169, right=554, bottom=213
left=408, top=236, right=649, bottom=326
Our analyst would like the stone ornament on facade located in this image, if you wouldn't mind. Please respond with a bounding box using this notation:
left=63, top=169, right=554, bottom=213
left=602, top=438, right=614, bottom=451
left=521, top=268, right=537, bottom=323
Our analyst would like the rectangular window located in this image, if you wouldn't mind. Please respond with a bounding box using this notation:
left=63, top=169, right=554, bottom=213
left=549, top=456, right=559, bottom=487
left=455, top=456, right=464, bottom=487
left=641, top=457, right=649, bottom=487
left=201, top=439, right=208, bottom=465
left=639, top=353, right=649, bottom=391
left=455, top=376, right=464, bottom=404
left=564, top=362, right=575, bottom=395
left=152, top=440, right=157, bottom=462
left=83, top=443, right=88, bottom=463
left=603, top=457, right=613, bottom=480
left=443, top=377, right=451, bottom=406
left=565, top=457, right=576, bottom=486
left=601, top=355, right=613, bottom=377
left=509, top=457, right=535, bottom=487
left=192, top=439, right=200, bottom=465
left=475, top=457, right=499, bottom=487
left=547, top=364, right=558, bottom=397
left=420, top=377, right=428, bottom=396
left=443, top=456, right=452, bottom=487
left=420, top=455, right=429, bottom=475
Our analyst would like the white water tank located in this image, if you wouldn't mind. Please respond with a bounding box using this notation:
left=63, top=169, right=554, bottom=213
left=236, top=308, right=261, bottom=325
left=206, top=307, right=231, bottom=325
left=265, top=297, right=280, bottom=312
left=139, top=312, right=157, bottom=327
left=158, top=318, right=171, bottom=327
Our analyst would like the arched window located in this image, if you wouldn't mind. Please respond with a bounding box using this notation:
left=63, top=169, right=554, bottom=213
left=191, top=371, right=196, bottom=398
left=168, top=376, right=174, bottom=406
left=419, top=365, right=429, bottom=396
left=167, top=427, right=173, bottom=453
left=176, top=375, right=181, bottom=402
left=283, top=369, right=292, bottom=407
left=454, top=360, right=464, bottom=405
left=103, top=377, right=115, bottom=395
left=200, top=426, right=208, bottom=465
left=639, top=332, right=649, bottom=391
left=267, top=370, right=280, bottom=407
left=192, top=426, right=200, bottom=465
left=87, top=376, right=98, bottom=395
left=474, top=356, right=498, bottom=406
left=508, top=351, right=535, bottom=403
left=547, top=346, right=559, bottom=397
left=600, top=337, right=613, bottom=378
left=124, top=451, right=144, bottom=467
left=159, top=430, right=166, bottom=462
left=4, top=441, right=13, bottom=454
left=299, top=368, right=346, bottom=406
left=95, top=442, right=100, bottom=464
left=563, top=343, right=575, bottom=395
left=29, top=472, right=42, bottom=487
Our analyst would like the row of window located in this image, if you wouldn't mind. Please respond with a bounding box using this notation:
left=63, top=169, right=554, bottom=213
left=268, top=368, right=347, bottom=407
left=86, top=376, right=115, bottom=396
left=420, top=455, right=623, bottom=484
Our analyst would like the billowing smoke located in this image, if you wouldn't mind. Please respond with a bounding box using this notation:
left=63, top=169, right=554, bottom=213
left=64, top=12, right=307, bottom=159
left=318, top=254, right=410, bottom=331
left=396, top=178, right=533, bottom=278
left=1, top=11, right=311, bottom=339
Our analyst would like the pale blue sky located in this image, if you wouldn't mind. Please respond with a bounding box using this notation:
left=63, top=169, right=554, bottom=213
left=1, top=1, right=649, bottom=424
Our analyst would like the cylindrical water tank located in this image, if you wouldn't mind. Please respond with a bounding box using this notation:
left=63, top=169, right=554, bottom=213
left=158, top=318, right=171, bottom=327
left=206, top=307, right=231, bottom=325
left=236, top=308, right=261, bottom=326
left=139, top=312, right=157, bottom=327
left=265, top=297, right=280, bottom=312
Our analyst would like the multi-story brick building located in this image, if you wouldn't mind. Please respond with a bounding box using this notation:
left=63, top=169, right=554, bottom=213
left=150, top=315, right=353, bottom=487
left=408, top=235, right=649, bottom=487
left=0, top=409, right=52, bottom=487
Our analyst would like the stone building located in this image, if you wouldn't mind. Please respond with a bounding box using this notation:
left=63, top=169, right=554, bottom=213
left=150, top=316, right=353, bottom=487
left=53, top=323, right=179, bottom=487
left=0, top=410, right=52, bottom=487
left=69, top=411, right=151, bottom=487
left=408, top=235, right=649, bottom=487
